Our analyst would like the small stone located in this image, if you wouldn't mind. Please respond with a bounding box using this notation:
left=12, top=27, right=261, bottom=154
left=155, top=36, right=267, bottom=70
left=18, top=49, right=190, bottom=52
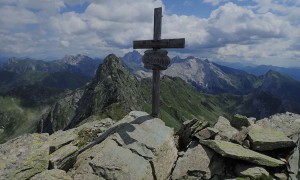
left=273, top=172, right=288, bottom=180
left=234, top=163, right=270, bottom=179
left=213, top=116, right=239, bottom=141
left=231, top=127, right=249, bottom=145
left=195, top=127, right=218, bottom=140
left=242, top=140, right=251, bottom=149
left=31, top=169, right=72, bottom=180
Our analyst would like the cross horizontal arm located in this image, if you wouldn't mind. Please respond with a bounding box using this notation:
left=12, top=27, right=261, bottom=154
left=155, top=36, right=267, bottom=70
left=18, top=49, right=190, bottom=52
left=133, top=38, right=185, bottom=49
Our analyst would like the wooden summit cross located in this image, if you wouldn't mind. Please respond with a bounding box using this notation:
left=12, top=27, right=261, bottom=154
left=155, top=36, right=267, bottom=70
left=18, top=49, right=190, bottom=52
left=133, top=7, right=185, bottom=118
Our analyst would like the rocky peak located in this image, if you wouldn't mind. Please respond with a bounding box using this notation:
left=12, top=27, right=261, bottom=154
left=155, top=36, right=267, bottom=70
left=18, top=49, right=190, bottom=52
left=93, top=54, right=129, bottom=84
left=61, top=54, right=95, bottom=65
left=65, top=54, right=145, bottom=128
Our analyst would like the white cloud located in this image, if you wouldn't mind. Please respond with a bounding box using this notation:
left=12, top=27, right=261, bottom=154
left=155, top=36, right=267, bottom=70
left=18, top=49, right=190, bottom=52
left=203, top=0, right=228, bottom=6
left=0, top=5, right=38, bottom=28
left=0, top=0, right=299, bottom=67
left=85, top=0, right=164, bottom=22
left=50, top=12, right=87, bottom=34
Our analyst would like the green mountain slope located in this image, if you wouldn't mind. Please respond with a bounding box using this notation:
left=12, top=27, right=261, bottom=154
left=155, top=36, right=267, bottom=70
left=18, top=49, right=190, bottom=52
left=0, top=85, right=64, bottom=143
left=260, top=70, right=300, bottom=102
left=141, top=76, right=243, bottom=131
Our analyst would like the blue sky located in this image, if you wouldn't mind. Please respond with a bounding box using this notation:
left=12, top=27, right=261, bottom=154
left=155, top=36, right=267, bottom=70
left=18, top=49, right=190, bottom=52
left=0, top=0, right=300, bottom=67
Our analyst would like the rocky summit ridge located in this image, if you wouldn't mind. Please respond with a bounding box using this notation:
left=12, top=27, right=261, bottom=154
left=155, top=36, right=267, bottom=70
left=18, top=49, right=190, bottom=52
left=1, top=111, right=299, bottom=179
left=38, top=54, right=145, bottom=134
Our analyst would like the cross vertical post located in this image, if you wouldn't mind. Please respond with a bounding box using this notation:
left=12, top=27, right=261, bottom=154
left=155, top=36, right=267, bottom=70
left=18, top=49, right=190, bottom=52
left=152, top=7, right=162, bottom=117
left=133, top=7, right=185, bottom=118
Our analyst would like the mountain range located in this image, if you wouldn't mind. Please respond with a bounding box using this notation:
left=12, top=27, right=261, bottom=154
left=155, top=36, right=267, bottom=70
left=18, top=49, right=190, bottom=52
left=1, top=52, right=300, bottom=143
left=217, top=61, right=300, bottom=82
left=0, top=55, right=101, bottom=92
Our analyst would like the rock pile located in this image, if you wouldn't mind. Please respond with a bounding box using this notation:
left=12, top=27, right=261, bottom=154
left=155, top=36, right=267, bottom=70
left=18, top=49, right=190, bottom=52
left=176, top=113, right=300, bottom=179
left=0, top=112, right=299, bottom=179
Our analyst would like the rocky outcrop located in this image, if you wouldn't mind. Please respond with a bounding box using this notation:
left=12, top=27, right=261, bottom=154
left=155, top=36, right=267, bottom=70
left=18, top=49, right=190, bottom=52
left=0, top=117, right=114, bottom=179
left=1, top=112, right=300, bottom=179
left=0, top=133, right=49, bottom=179
left=38, top=89, right=84, bottom=134
left=174, top=113, right=300, bottom=179
left=69, top=111, right=178, bottom=179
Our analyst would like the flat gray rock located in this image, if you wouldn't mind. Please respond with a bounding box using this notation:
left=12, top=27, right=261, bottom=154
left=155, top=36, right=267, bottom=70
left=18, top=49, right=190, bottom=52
left=49, top=144, right=78, bottom=170
left=248, top=125, right=295, bottom=151
left=200, top=140, right=285, bottom=167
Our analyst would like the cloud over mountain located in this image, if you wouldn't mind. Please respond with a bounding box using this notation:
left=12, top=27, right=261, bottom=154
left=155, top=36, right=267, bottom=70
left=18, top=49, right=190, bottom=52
left=0, top=0, right=299, bottom=67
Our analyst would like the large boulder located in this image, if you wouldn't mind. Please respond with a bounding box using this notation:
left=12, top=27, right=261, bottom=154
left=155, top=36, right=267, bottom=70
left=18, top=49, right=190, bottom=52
left=213, top=116, right=239, bottom=141
left=0, top=133, right=49, bottom=179
left=70, top=111, right=178, bottom=179
left=200, top=140, right=285, bottom=167
left=172, top=141, right=224, bottom=179
left=248, top=125, right=295, bottom=151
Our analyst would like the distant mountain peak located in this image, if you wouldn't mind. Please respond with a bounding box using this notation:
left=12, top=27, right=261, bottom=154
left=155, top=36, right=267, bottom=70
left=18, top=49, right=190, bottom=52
left=264, top=70, right=288, bottom=80
left=122, top=51, right=142, bottom=64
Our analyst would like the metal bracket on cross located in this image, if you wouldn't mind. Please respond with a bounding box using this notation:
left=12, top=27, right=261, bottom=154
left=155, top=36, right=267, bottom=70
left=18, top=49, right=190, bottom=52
left=133, top=7, right=185, bottom=118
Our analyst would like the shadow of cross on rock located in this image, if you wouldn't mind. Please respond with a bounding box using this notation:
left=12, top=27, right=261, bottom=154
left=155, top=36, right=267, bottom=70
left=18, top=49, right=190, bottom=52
left=72, top=111, right=178, bottom=180
left=114, top=115, right=154, bottom=146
